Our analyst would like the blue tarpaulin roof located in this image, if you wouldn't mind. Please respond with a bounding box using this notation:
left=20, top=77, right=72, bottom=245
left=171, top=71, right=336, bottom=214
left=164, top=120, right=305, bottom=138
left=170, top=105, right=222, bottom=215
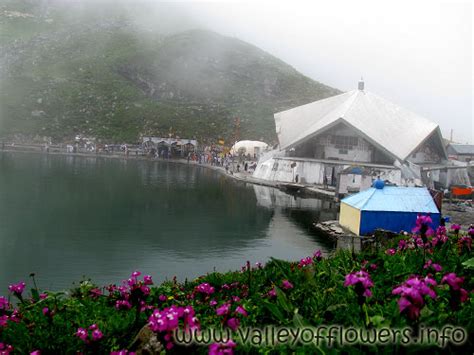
left=341, top=187, right=439, bottom=213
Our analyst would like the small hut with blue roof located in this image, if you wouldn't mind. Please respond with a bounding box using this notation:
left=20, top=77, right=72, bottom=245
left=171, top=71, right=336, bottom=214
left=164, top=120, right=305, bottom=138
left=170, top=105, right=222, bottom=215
left=339, top=180, right=440, bottom=236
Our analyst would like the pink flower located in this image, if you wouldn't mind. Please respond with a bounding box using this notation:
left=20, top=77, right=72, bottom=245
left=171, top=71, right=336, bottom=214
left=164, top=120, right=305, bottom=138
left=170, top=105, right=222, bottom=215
left=115, top=300, right=132, bottom=310
left=196, top=283, right=215, bottom=295
left=226, top=317, right=240, bottom=331
left=0, top=343, right=13, bottom=354
left=267, top=288, right=277, bottom=298
left=398, top=239, right=407, bottom=250
left=92, top=329, right=103, bottom=341
left=313, top=250, right=322, bottom=261
left=42, top=307, right=49, bottom=316
left=140, top=285, right=150, bottom=296
left=90, top=288, right=102, bottom=298
left=110, top=351, right=135, bottom=355
left=281, top=280, right=294, bottom=290
left=210, top=299, right=217, bottom=306
left=298, top=256, right=312, bottom=268
left=0, top=315, right=8, bottom=328
left=75, top=327, right=88, bottom=342
left=0, top=297, right=10, bottom=310
left=412, top=214, right=434, bottom=242
left=148, top=310, right=168, bottom=332
left=143, top=275, right=153, bottom=285
left=235, top=305, right=248, bottom=317
left=216, top=303, right=231, bottom=316
left=30, top=351, right=41, bottom=355
left=159, top=294, right=167, bottom=302
left=385, top=248, right=396, bottom=255
left=8, top=281, right=26, bottom=295
left=344, top=270, right=374, bottom=302
left=458, top=236, right=472, bottom=252
left=423, top=259, right=442, bottom=272
left=9, top=309, right=20, bottom=323
left=209, top=340, right=236, bottom=355
left=148, top=306, right=197, bottom=334
left=131, top=271, right=141, bottom=278
left=441, top=273, right=464, bottom=291
left=468, top=225, right=474, bottom=237
left=392, top=275, right=437, bottom=320
left=450, top=224, right=461, bottom=231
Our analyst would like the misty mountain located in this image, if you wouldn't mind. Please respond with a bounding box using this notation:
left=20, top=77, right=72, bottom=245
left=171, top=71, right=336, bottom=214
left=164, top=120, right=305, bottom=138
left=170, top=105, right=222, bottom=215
left=0, top=1, right=340, bottom=144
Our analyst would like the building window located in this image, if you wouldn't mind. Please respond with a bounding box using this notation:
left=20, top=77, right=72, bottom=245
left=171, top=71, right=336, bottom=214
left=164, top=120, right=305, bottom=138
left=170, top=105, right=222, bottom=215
left=330, top=135, right=359, bottom=150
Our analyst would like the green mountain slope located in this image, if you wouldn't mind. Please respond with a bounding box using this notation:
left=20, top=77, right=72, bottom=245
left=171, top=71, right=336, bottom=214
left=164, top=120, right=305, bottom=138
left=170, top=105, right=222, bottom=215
left=0, top=1, right=340, bottom=144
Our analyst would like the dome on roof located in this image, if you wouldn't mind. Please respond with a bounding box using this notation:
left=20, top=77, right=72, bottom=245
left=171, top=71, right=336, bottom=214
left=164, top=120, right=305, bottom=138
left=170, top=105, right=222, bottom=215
left=373, top=179, right=385, bottom=189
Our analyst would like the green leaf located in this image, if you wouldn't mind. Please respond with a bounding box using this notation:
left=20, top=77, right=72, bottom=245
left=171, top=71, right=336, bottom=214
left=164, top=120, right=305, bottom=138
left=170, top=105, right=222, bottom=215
left=275, top=287, right=294, bottom=313
left=292, top=309, right=308, bottom=327
left=31, top=288, right=40, bottom=302
left=462, top=257, right=474, bottom=269
left=269, top=257, right=291, bottom=279
left=326, top=304, right=347, bottom=312
left=420, top=306, right=433, bottom=318
left=262, top=300, right=286, bottom=323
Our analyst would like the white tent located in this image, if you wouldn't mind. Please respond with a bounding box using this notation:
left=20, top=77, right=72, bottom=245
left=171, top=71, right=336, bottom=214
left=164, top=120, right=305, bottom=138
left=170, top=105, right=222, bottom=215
left=231, top=140, right=268, bottom=157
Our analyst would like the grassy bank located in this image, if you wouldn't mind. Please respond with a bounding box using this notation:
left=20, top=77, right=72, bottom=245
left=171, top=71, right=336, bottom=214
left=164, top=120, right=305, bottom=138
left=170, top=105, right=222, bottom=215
left=0, top=220, right=472, bottom=354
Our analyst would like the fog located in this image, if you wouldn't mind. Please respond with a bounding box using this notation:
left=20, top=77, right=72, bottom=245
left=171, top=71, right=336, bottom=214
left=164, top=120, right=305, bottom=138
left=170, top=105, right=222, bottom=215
left=2, top=0, right=473, bottom=143
left=157, top=0, right=472, bottom=144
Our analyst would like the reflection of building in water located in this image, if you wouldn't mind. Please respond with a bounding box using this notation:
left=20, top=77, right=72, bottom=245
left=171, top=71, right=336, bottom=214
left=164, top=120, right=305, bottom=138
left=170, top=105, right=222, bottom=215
left=253, top=185, right=338, bottom=221
left=263, top=207, right=335, bottom=253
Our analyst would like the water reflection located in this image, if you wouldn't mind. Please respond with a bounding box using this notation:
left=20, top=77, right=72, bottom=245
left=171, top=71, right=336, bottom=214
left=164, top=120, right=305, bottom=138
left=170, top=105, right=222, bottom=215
left=0, top=153, right=338, bottom=291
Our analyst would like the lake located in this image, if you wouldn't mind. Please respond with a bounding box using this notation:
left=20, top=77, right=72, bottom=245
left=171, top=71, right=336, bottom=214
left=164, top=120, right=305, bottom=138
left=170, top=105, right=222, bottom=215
left=0, top=152, right=337, bottom=292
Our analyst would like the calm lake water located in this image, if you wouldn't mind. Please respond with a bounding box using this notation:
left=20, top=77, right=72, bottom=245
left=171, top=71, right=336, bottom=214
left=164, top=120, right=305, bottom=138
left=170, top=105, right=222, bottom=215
left=0, top=152, right=337, bottom=292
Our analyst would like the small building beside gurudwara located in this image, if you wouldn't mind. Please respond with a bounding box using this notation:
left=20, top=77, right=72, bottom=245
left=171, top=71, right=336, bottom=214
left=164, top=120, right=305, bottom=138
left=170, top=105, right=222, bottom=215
left=339, top=180, right=440, bottom=236
left=253, top=79, right=469, bottom=191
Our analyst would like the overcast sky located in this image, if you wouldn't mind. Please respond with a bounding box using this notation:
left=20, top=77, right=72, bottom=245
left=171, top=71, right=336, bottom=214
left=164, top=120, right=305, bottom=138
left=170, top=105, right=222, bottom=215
left=134, top=0, right=472, bottom=143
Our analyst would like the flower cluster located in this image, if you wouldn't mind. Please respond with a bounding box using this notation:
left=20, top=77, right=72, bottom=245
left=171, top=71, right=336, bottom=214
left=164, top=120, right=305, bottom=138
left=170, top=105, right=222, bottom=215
left=297, top=257, right=312, bottom=268
left=385, top=248, right=396, bottom=256
left=313, top=250, right=323, bottom=261
left=0, top=295, right=19, bottom=329
left=344, top=270, right=374, bottom=304
left=441, top=273, right=469, bottom=308
left=75, top=324, right=103, bottom=343
left=0, top=297, right=10, bottom=311
left=430, top=226, right=448, bottom=247
left=195, top=283, right=215, bottom=295
left=215, top=302, right=248, bottom=331
left=8, top=282, right=26, bottom=298
left=412, top=214, right=434, bottom=240
left=423, top=259, right=442, bottom=273
left=468, top=225, right=474, bottom=237
left=148, top=306, right=198, bottom=349
left=108, top=271, right=153, bottom=311
left=458, top=236, right=472, bottom=253
left=0, top=343, right=13, bottom=354
left=392, top=275, right=437, bottom=320
left=450, top=223, right=461, bottom=235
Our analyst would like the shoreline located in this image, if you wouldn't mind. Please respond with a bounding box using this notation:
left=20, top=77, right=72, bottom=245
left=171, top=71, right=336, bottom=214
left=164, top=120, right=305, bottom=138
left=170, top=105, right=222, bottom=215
left=1, top=147, right=336, bottom=200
